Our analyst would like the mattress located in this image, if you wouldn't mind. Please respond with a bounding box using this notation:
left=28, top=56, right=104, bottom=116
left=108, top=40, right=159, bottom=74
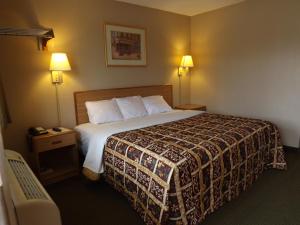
left=103, top=113, right=286, bottom=225
left=75, top=110, right=203, bottom=174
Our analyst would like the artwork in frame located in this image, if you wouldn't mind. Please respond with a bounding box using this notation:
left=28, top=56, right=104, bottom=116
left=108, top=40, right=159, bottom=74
left=105, top=24, right=147, bottom=66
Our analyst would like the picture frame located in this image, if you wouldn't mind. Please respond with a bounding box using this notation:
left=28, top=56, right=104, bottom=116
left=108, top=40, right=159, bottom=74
left=104, top=23, right=147, bottom=67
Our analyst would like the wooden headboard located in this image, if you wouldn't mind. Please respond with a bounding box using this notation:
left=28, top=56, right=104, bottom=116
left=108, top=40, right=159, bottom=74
left=74, top=85, right=173, bottom=125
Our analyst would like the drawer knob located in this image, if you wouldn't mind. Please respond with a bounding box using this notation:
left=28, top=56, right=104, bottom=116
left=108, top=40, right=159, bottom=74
left=52, top=140, right=62, bottom=145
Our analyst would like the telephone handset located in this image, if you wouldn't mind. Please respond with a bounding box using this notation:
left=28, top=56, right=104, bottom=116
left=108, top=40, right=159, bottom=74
left=28, top=127, right=48, bottom=136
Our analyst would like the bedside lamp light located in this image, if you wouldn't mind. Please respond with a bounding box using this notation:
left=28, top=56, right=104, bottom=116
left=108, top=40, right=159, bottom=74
left=177, top=55, right=194, bottom=104
left=49, top=53, right=71, bottom=84
left=178, top=55, right=194, bottom=77
left=49, top=52, right=71, bottom=128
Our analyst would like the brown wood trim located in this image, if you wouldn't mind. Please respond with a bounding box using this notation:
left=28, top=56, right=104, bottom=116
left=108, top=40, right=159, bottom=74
left=283, top=145, right=300, bottom=151
left=82, top=167, right=101, bottom=181
left=74, top=85, right=173, bottom=125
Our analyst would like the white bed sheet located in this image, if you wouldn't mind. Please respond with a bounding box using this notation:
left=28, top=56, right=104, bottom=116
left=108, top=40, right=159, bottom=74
left=75, top=110, right=204, bottom=174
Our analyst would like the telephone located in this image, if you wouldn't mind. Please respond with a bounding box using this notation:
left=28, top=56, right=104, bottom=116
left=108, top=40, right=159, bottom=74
left=28, top=126, right=48, bottom=136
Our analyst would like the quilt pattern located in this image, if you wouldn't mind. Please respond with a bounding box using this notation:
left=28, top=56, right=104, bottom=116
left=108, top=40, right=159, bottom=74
left=104, top=113, right=286, bottom=225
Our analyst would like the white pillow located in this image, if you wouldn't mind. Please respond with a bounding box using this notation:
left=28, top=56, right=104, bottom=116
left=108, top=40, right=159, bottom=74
left=85, top=99, right=123, bottom=124
left=115, top=96, right=148, bottom=119
left=142, top=95, right=172, bottom=115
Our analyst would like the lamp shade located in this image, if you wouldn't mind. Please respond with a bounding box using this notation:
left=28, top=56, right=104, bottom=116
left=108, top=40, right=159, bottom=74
left=49, top=53, right=71, bottom=71
left=180, top=55, right=194, bottom=68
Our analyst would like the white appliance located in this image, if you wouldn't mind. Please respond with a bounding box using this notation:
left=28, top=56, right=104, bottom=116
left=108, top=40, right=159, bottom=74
left=4, top=150, right=62, bottom=225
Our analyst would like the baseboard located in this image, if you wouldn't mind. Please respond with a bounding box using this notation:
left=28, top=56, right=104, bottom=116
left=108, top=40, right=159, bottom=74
left=283, top=145, right=300, bottom=151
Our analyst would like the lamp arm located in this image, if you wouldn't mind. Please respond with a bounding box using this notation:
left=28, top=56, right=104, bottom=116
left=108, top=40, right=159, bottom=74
left=54, top=83, right=61, bottom=127
left=178, top=66, right=183, bottom=77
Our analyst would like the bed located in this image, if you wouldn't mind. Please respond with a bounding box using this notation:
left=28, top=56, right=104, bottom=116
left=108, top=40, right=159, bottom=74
left=74, top=85, right=286, bottom=225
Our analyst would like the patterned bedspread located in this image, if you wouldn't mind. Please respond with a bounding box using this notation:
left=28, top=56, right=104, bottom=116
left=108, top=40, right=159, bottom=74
left=104, top=113, right=286, bottom=225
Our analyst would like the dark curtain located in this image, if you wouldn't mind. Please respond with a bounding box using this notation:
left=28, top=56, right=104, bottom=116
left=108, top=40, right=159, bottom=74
left=0, top=75, right=11, bottom=128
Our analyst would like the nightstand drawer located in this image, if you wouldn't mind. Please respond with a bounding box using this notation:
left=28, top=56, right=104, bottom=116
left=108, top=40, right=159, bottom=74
left=33, top=133, right=76, bottom=153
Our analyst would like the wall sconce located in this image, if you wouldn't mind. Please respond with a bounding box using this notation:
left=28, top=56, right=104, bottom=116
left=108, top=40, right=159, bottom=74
left=49, top=53, right=71, bottom=84
left=178, top=55, right=194, bottom=104
left=49, top=52, right=71, bottom=129
left=178, top=55, right=194, bottom=77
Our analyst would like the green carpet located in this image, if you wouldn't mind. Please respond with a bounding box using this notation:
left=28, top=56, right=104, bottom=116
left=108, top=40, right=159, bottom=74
left=47, top=148, right=300, bottom=225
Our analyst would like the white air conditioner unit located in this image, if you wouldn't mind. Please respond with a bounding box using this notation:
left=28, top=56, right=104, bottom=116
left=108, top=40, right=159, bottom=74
left=4, top=150, right=62, bottom=225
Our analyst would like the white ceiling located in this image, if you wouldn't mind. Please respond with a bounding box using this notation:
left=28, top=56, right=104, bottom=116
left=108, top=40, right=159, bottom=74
left=116, top=0, right=245, bottom=16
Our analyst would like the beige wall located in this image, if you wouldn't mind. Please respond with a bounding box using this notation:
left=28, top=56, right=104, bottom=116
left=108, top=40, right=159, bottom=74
left=191, top=0, right=300, bottom=148
left=0, top=0, right=191, bottom=158
left=2, top=0, right=299, bottom=159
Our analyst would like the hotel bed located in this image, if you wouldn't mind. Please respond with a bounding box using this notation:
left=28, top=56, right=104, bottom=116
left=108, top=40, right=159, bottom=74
left=74, top=85, right=286, bottom=225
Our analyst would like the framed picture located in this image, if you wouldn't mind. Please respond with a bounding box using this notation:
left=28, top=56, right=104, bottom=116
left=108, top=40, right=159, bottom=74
left=105, top=24, right=147, bottom=66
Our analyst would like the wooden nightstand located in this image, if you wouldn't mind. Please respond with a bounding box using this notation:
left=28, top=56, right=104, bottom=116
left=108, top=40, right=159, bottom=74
left=29, top=128, right=79, bottom=185
left=175, top=104, right=207, bottom=111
